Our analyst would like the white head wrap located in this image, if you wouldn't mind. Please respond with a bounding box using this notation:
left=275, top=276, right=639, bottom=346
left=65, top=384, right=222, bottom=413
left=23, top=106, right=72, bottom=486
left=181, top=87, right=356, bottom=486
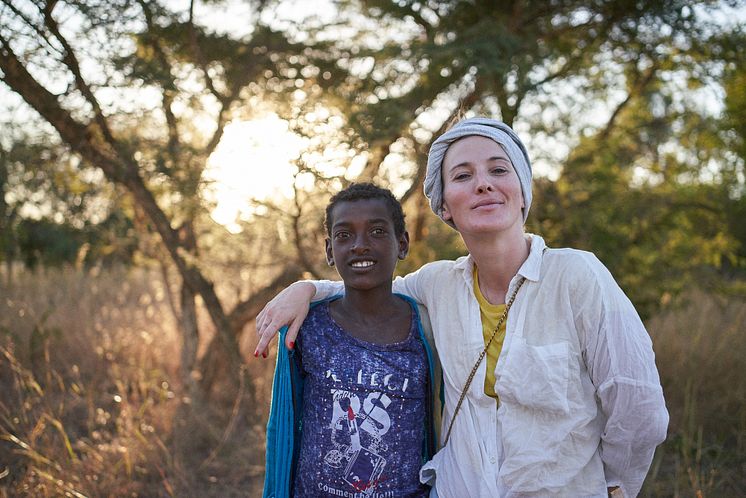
left=423, top=117, right=532, bottom=229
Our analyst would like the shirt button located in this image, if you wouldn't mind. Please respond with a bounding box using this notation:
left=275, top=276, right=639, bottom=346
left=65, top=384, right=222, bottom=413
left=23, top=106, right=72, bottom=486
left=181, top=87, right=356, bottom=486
left=489, top=456, right=496, bottom=464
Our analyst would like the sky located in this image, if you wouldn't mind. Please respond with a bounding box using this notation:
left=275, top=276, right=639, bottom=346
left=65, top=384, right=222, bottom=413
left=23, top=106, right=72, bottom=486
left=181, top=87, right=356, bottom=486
left=202, top=115, right=307, bottom=233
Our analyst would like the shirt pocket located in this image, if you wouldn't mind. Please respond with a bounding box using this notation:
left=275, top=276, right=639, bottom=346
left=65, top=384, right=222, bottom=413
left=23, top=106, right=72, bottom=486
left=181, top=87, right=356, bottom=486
left=496, top=339, right=571, bottom=414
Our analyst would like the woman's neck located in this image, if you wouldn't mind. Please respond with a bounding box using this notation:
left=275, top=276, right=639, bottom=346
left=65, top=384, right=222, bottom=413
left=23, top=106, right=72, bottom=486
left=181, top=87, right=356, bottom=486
left=465, top=228, right=529, bottom=304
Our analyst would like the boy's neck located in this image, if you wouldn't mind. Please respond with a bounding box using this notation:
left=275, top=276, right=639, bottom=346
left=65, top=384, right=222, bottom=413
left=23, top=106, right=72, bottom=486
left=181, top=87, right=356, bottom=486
left=339, top=284, right=399, bottom=319
left=330, top=284, right=412, bottom=344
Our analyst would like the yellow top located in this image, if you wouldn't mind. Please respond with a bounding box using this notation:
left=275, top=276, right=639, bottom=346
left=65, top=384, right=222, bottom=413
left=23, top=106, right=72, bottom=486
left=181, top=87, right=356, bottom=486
left=473, top=267, right=507, bottom=399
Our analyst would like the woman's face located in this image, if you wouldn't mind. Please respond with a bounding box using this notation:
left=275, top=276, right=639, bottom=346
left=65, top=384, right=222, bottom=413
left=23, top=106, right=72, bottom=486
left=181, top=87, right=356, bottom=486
left=441, top=135, right=524, bottom=236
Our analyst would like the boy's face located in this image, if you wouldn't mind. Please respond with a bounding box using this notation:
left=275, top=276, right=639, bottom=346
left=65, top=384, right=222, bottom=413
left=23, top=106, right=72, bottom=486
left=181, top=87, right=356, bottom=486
left=325, top=198, right=409, bottom=292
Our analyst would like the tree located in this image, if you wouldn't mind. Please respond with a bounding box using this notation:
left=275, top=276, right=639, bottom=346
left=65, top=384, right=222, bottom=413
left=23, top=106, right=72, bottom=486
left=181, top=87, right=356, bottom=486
left=0, top=0, right=304, bottom=402
left=2, top=0, right=744, bottom=389
left=269, top=0, right=745, bottom=308
left=722, top=51, right=746, bottom=273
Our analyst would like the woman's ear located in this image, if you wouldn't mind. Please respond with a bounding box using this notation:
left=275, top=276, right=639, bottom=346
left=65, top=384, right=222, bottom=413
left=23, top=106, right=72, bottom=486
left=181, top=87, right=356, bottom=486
left=441, top=202, right=453, bottom=222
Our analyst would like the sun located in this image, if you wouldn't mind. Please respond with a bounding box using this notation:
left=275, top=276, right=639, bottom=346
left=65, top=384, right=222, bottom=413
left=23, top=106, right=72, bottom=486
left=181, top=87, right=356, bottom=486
left=204, top=115, right=307, bottom=233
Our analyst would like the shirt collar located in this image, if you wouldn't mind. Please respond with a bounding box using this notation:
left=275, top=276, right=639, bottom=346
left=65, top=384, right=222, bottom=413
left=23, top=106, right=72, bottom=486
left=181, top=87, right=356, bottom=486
left=518, top=233, right=545, bottom=282
left=455, top=233, right=546, bottom=283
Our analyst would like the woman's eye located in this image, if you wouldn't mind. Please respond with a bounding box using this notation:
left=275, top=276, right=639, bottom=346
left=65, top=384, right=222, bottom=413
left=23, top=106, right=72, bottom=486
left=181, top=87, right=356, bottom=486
left=454, top=173, right=470, bottom=181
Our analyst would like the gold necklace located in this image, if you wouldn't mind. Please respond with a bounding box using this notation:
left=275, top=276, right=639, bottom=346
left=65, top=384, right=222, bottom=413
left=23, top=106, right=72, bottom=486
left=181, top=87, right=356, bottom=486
left=442, top=276, right=526, bottom=446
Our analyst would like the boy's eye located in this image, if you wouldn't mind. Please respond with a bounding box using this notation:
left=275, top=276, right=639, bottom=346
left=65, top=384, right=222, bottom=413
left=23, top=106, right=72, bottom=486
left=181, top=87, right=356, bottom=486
left=334, top=231, right=350, bottom=239
left=371, top=227, right=386, bottom=235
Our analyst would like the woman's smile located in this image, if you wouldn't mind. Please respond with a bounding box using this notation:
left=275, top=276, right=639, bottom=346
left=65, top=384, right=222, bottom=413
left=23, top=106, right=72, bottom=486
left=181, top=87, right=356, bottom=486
left=471, top=199, right=503, bottom=210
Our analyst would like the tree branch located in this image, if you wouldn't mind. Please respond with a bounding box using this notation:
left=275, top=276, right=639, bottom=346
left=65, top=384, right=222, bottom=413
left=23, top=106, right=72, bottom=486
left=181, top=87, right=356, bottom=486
left=399, top=83, right=482, bottom=205
left=600, top=62, right=658, bottom=140
left=227, top=265, right=303, bottom=332
left=0, top=0, right=62, bottom=57
left=187, top=0, right=231, bottom=157
left=43, top=1, right=118, bottom=150
left=290, top=180, right=324, bottom=279
left=137, top=0, right=181, bottom=161
left=0, top=36, right=243, bottom=371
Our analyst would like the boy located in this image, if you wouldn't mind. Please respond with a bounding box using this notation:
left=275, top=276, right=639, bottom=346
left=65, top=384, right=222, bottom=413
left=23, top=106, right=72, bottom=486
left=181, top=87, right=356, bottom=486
left=262, top=183, right=440, bottom=498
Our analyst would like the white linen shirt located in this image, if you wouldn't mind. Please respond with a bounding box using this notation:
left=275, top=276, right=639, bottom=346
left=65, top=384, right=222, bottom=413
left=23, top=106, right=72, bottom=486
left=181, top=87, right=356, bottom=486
left=311, top=234, right=668, bottom=498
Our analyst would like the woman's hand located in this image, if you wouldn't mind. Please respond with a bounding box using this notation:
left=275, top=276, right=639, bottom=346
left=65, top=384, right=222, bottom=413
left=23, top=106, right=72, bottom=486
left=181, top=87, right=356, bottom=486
left=607, top=486, right=623, bottom=497
left=254, top=281, right=316, bottom=357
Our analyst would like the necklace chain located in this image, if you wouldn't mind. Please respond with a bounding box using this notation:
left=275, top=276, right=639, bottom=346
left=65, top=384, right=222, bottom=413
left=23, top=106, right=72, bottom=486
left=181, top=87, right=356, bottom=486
left=442, top=276, right=526, bottom=446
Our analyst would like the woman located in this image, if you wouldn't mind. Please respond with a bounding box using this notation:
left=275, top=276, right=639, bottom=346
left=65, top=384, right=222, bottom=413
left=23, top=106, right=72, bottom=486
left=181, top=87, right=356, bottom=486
left=255, top=117, right=668, bottom=497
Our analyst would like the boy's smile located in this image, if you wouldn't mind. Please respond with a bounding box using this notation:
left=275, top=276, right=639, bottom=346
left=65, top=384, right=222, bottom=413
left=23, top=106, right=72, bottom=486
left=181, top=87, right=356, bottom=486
left=326, top=198, right=409, bottom=292
left=351, top=260, right=375, bottom=268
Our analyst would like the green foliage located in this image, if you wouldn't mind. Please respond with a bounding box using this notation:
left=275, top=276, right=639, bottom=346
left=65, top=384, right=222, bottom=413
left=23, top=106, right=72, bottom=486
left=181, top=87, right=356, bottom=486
left=397, top=214, right=466, bottom=276
left=16, top=219, right=82, bottom=268
left=724, top=63, right=746, bottom=161
left=530, top=80, right=741, bottom=316
left=0, top=129, right=137, bottom=269
left=2, top=0, right=744, bottom=322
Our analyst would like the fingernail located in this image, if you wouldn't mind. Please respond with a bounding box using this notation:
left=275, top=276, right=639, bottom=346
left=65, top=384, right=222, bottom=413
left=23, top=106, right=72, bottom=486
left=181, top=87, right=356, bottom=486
left=253, top=351, right=258, bottom=358
left=262, top=352, right=267, bottom=359
left=289, top=341, right=295, bottom=350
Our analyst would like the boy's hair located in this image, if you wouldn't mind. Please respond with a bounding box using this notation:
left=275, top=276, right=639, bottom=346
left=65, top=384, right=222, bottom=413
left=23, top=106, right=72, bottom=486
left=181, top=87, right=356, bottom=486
left=325, top=183, right=406, bottom=237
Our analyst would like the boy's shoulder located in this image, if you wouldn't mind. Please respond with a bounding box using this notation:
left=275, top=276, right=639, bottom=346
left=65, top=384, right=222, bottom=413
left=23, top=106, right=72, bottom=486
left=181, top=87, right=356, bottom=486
left=302, top=299, right=335, bottom=328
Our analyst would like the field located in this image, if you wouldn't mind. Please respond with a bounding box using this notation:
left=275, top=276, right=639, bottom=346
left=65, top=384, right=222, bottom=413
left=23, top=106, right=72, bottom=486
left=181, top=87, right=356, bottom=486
left=1, top=266, right=745, bottom=497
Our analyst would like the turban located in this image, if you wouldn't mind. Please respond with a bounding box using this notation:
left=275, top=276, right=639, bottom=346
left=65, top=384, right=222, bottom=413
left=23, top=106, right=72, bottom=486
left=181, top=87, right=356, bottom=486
left=423, top=117, right=532, bottom=228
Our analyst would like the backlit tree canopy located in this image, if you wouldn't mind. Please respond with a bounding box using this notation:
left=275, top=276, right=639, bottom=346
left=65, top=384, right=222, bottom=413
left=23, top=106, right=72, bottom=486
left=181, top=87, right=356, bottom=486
left=1, top=0, right=745, bottom=368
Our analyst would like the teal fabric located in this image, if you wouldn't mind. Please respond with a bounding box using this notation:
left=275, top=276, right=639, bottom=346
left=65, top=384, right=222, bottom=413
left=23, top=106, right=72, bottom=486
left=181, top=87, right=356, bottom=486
left=262, top=294, right=440, bottom=498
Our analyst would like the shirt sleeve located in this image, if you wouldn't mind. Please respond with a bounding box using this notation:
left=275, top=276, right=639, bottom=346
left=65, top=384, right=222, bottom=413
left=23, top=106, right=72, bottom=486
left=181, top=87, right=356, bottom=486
left=391, top=265, right=433, bottom=304
left=307, top=262, right=439, bottom=304
left=306, top=279, right=344, bottom=301
left=575, top=255, right=669, bottom=498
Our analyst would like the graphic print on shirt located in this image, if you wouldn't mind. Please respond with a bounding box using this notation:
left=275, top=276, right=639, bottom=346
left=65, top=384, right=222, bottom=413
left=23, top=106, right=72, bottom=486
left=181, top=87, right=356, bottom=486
left=292, top=302, right=429, bottom=498
left=323, top=387, right=393, bottom=496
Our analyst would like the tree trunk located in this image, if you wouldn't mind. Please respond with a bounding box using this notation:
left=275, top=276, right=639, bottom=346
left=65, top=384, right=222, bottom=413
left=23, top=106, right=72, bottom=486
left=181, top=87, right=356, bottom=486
left=179, top=280, right=203, bottom=407
left=411, top=190, right=430, bottom=243
left=200, top=266, right=302, bottom=392
left=0, top=39, right=243, bottom=372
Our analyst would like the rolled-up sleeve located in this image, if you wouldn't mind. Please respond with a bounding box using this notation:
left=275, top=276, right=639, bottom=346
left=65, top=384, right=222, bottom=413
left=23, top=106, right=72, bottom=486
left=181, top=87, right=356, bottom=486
left=308, top=279, right=343, bottom=301
left=578, top=256, right=669, bottom=497
left=391, top=264, right=435, bottom=304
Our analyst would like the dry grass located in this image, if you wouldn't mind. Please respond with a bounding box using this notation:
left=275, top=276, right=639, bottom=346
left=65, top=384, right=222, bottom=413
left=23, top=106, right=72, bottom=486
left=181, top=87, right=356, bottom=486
left=0, top=267, right=744, bottom=497
left=0, top=266, right=273, bottom=497
left=643, top=288, right=746, bottom=497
